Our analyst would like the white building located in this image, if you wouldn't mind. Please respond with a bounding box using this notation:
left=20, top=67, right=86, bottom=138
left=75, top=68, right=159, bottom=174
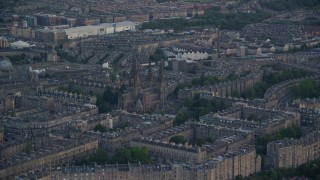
left=64, top=21, right=136, bottom=39
left=10, top=40, right=31, bottom=49
left=164, top=46, right=210, bottom=61
left=102, top=62, right=109, bottom=69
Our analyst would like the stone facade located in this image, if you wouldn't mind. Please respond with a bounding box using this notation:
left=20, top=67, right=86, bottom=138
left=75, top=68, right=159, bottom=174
left=201, top=105, right=300, bottom=136
left=178, top=71, right=263, bottom=101
left=0, top=138, right=99, bottom=179
left=267, top=131, right=320, bottom=168
left=3, top=106, right=98, bottom=135
left=49, top=145, right=260, bottom=180
left=86, top=111, right=174, bottom=154
left=131, top=123, right=254, bottom=164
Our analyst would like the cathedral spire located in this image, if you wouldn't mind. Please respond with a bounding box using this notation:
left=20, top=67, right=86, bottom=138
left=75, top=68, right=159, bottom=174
left=159, top=59, right=166, bottom=108
left=130, top=52, right=138, bottom=83
left=148, top=58, right=152, bottom=87
left=158, top=59, right=164, bottom=84
left=133, top=53, right=141, bottom=98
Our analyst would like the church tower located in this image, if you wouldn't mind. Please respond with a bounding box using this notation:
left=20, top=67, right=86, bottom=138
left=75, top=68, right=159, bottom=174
left=212, top=26, right=221, bottom=68
left=130, top=52, right=137, bottom=86
left=132, top=54, right=141, bottom=98
left=148, top=58, right=153, bottom=87
left=159, top=59, right=166, bottom=108
left=115, top=73, right=120, bottom=89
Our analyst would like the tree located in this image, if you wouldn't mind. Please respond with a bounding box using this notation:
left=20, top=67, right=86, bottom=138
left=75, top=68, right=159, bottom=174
left=205, top=136, right=213, bottom=143
left=235, top=175, right=246, bottom=180
left=235, top=67, right=312, bottom=99
left=227, top=73, right=238, bottom=81
left=249, top=159, right=320, bottom=179
left=94, top=124, right=107, bottom=133
left=111, top=146, right=152, bottom=164
left=259, top=0, right=320, bottom=11
left=102, top=87, right=118, bottom=105
left=89, top=149, right=109, bottom=164
left=191, top=74, right=220, bottom=86
left=119, top=84, right=127, bottom=94
left=150, top=48, right=166, bottom=63
left=182, top=94, right=227, bottom=120
left=247, top=113, right=261, bottom=122
left=169, top=135, right=187, bottom=144
left=173, top=83, right=191, bottom=96
left=25, top=142, right=32, bottom=154
left=193, top=137, right=214, bottom=146
left=96, top=87, right=119, bottom=113
left=79, top=149, right=109, bottom=165
left=174, top=109, right=188, bottom=125
left=292, top=78, right=320, bottom=99
left=255, top=125, right=302, bottom=155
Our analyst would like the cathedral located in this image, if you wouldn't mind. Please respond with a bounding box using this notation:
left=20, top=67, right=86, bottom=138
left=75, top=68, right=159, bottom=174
left=118, top=53, right=167, bottom=113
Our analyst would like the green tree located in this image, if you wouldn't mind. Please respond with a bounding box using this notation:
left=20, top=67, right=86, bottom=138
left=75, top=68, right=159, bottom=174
left=91, top=149, right=109, bottom=164
left=227, top=73, right=238, bottom=81
left=235, top=175, right=246, bottom=180
left=169, top=135, right=187, bottom=144
left=174, top=109, right=188, bottom=125
left=25, top=142, right=32, bottom=154
left=111, top=146, right=152, bottom=164
left=292, top=78, right=320, bottom=99
left=260, top=0, right=320, bottom=11
left=191, top=74, right=220, bottom=86
left=182, top=94, right=227, bottom=119
left=255, top=125, right=302, bottom=155
left=173, top=83, right=191, bottom=96
left=96, top=87, right=119, bottom=113
left=247, top=113, right=261, bottom=122
left=94, top=124, right=107, bottom=133
left=249, top=159, right=320, bottom=179
left=119, top=84, right=127, bottom=94
left=193, top=137, right=214, bottom=146
left=150, top=48, right=167, bottom=63
left=235, top=67, right=312, bottom=99
left=79, top=149, right=109, bottom=165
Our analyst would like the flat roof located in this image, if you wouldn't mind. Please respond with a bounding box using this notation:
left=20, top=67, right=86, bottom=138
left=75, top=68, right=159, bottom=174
left=64, top=21, right=136, bottom=34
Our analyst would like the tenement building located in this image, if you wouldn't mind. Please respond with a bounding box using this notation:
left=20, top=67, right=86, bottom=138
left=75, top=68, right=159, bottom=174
left=200, top=104, right=300, bottom=136
left=85, top=111, right=173, bottom=154
left=48, top=145, right=260, bottom=180
left=178, top=71, right=263, bottom=101
left=0, top=138, right=99, bottom=179
left=2, top=105, right=98, bottom=135
left=267, top=131, right=320, bottom=168
left=131, top=123, right=254, bottom=164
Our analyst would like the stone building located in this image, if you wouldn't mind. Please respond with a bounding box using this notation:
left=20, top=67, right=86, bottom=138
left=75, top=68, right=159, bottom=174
left=131, top=123, right=254, bottom=164
left=131, top=138, right=206, bottom=164
left=118, top=54, right=167, bottom=113
left=92, top=112, right=173, bottom=154
left=267, top=131, right=320, bottom=168
left=0, top=128, right=3, bottom=142
left=3, top=105, right=98, bottom=135
left=49, top=145, right=260, bottom=180
left=37, top=89, right=97, bottom=105
left=0, top=138, right=99, bottom=179
left=0, top=37, right=9, bottom=48
left=11, top=26, right=35, bottom=40
left=0, top=56, right=13, bottom=76
left=69, top=70, right=120, bottom=95
left=76, top=113, right=114, bottom=131
left=201, top=105, right=300, bottom=136
left=178, top=71, right=263, bottom=101
left=35, top=29, right=66, bottom=43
